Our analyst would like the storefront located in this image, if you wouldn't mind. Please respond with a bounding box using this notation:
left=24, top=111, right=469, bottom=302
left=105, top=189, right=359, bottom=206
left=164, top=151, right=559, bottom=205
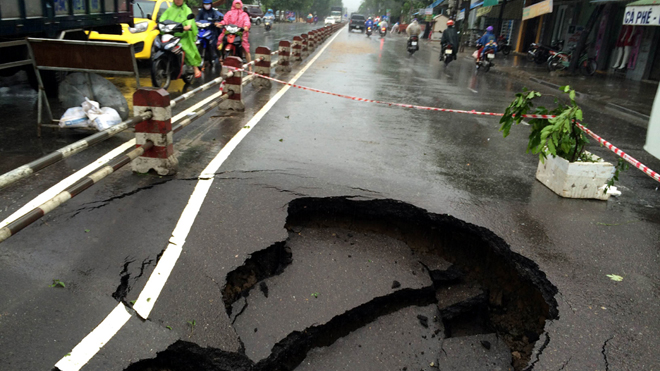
left=621, top=0, right=660, bottom=81
left=515, top=0, right=553, bottom=52
left=590, top=0, right=660, bottom=80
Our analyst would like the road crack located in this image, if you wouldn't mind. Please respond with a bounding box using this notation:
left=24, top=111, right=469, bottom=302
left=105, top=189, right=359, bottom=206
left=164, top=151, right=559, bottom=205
left=557, top=356, right=571, bottom=370
left=524, top=332, right=550, bottom=371
left=602, top=336, right=613, bottom=371
left=66, top=178, right=197, bottom=219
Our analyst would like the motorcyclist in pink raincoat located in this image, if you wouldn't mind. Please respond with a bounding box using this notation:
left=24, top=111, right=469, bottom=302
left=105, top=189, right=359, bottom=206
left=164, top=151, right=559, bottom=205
left=218, top=0, right=252, bottom=66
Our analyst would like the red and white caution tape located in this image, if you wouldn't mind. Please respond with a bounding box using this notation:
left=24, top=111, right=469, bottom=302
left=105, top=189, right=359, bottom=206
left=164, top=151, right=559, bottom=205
left=227, top=67, right=556, bottom=119
left=226, top=66, right=659, bottom=184
left=575, top=122, right=660, bottom=183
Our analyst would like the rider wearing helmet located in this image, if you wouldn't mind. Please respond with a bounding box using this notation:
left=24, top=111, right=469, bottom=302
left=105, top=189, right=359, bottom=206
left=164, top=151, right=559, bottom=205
left=406, top=18, right=422, bottom=37
left=160, top=0, right=202, bottom=78
left=219, top=0, right=252, bottom=65
left=365, top=16, right=374, bottom=31
left=440, top=19, right=459, bottom=60
left=477, top=25, right=498, bottom=61
left=406, top=18, right=422, bottom=51
left=264, top=8, right=275, bottom=21
left=197, top=0, right=224, bottom=64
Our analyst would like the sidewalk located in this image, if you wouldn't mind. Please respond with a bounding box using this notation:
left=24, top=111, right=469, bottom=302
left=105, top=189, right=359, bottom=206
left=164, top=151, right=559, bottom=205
left=492, top=53, right=657, bottom=119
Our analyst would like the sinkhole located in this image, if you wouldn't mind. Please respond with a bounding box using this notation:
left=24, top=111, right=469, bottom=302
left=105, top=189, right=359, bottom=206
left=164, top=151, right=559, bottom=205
left=125, top=197, right=558, bottom=371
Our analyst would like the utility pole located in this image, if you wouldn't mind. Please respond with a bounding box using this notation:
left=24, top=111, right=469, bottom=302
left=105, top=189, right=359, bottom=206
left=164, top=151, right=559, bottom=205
left=496, top=0, right=508, bottom=37
left=460, top=0, right=471, bottom=51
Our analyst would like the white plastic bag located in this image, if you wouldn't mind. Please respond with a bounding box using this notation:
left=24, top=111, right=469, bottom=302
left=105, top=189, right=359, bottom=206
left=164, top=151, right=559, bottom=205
left=59, top=107, right=89, bottom=128
left=82, top=98, right=121, bottom=131
left=81, top=98, right=100, bottom=116
left=90, top=107, right=122, bottom=131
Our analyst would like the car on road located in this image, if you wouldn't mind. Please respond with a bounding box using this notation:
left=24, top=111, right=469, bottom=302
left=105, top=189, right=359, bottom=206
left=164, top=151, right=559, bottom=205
left=349, top=13, right=366, bottom=32
left=88, top=0, right=170, bottom=60
left=324, top=17, right=335, bottom=25
left=244, top=5, right=264, bottom=25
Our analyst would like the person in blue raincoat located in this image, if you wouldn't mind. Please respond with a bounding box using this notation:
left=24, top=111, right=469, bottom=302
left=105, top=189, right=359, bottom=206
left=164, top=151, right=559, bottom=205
left=476, top=25, right=498, bottom=61
left=196, top=0, right=224, bottom=63
left=264, top=8, right=275, bottom=21
left=365, top=17, right=374, bottom=31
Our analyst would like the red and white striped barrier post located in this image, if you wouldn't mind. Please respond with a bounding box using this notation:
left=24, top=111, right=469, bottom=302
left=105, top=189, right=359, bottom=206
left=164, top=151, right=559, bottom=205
left=131, top=88, right=177, bottom=175
left=253, top=46, right=272, bottom=88
left=277, top=40, right=292, bottom=73
left=219, top=56, right=245, bottom=111
left=301, top=34, right=309, bottom=59
left=308, top=30, right=316, bottom=51
left=292, top=36, right=302, bottom=62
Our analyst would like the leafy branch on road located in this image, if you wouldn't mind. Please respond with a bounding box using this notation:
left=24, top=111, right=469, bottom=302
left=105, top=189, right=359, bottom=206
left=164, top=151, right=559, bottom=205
left=49, top=279, right=65, bottom=288
left=499, top=86, right=626, bottom=192
left=499, top=86, right=588, bottom=164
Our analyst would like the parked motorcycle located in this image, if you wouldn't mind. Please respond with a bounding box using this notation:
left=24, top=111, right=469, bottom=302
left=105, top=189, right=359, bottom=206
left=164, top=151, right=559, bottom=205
left=151, top=16, right=196, bottom=89
left=366, top=25, right=372, bottom=37
left=264, top=17, right=273, bottom=31
left=497, top=35, right=511, bottom=55
left=547, top=46, right=597, bottom=76
left=379, top=25, right=387, bottom=38
left=442, top=43, right=455, bottom=66
left=196, top=20, right=218, bottom=71
left=476, top=47, right=495, bottom=72
left=407, top=35, right=419, bottom=56
left=527, top=40, right=564, bottom=64
left=219, top=24, right=245, bottom=61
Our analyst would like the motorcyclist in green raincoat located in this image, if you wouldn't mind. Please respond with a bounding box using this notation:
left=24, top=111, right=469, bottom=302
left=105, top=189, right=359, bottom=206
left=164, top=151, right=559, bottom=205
left=159, top=0, right=202, bottom=78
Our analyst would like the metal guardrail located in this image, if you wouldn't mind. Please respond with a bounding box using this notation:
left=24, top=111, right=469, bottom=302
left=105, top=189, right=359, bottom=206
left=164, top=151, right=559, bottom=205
left=0, top=23, right=344, bottom=244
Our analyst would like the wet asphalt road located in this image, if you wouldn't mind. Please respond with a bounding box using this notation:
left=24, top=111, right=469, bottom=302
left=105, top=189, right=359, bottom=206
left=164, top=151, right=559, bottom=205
left=1, top=24, right=660, bottom=371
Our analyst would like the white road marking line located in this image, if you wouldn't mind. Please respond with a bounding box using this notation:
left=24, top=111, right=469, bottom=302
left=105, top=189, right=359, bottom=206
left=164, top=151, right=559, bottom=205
left=1, top=140, right=136, bottom=227
left=135, top=27, right=346, bottom=319
left=54, top=303, right=131, bottom=371
left=54, top=27, right=346, bottom=370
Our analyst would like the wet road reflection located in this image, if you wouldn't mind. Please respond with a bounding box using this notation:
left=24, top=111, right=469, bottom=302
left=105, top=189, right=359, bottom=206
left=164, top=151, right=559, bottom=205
left=0, top=22, right=323, bottom=174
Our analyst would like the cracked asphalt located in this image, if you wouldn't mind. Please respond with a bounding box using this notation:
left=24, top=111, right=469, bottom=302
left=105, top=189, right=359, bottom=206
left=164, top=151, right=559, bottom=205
left=1, top=24, right=659, bottom=371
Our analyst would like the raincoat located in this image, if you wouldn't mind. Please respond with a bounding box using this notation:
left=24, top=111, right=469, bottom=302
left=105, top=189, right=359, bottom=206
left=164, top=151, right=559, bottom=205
left=406, top=20, right=421, bottom=37
left=264, top=9, right=275, bottom=20
left=477, top=30, right=497, bottom=59
left=441, top=26, right=459, bottom=49
left=478, top=31, right=497, bottom=52
left=219, top=0, right=251, bottom=52
left=196, top=6, right=224, bottom=51
left=159, top=2, right=201, bottom=67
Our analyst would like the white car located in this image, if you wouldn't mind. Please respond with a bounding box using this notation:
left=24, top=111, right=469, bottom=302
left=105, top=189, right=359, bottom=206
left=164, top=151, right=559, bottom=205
left=324, top=17, right=335, bottom=25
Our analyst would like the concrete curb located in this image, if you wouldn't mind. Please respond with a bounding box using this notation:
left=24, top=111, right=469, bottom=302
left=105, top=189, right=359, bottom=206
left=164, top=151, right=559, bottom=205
left=528, top=77, right=583, bottom=98
left=606, top=102, right=651, bottom=120
left=494, top=68, right=649, bottom=120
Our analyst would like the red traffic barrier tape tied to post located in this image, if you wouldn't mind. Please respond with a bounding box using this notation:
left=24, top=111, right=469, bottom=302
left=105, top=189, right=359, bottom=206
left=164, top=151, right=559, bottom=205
left=227, top=66, right=660, bottom=184
left=575, top=122, right=660, bottom=183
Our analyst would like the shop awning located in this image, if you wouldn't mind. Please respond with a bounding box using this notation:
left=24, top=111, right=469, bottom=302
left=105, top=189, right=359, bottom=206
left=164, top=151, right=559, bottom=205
left=428, top=0, right=447, bottom=8
left=471, top=1, right=484, bottom=9
left=624, top=0, right=660, bottom=25
left=627, top=0, right=660, bottom=5
left=522, top=0, right=553, bottom=20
